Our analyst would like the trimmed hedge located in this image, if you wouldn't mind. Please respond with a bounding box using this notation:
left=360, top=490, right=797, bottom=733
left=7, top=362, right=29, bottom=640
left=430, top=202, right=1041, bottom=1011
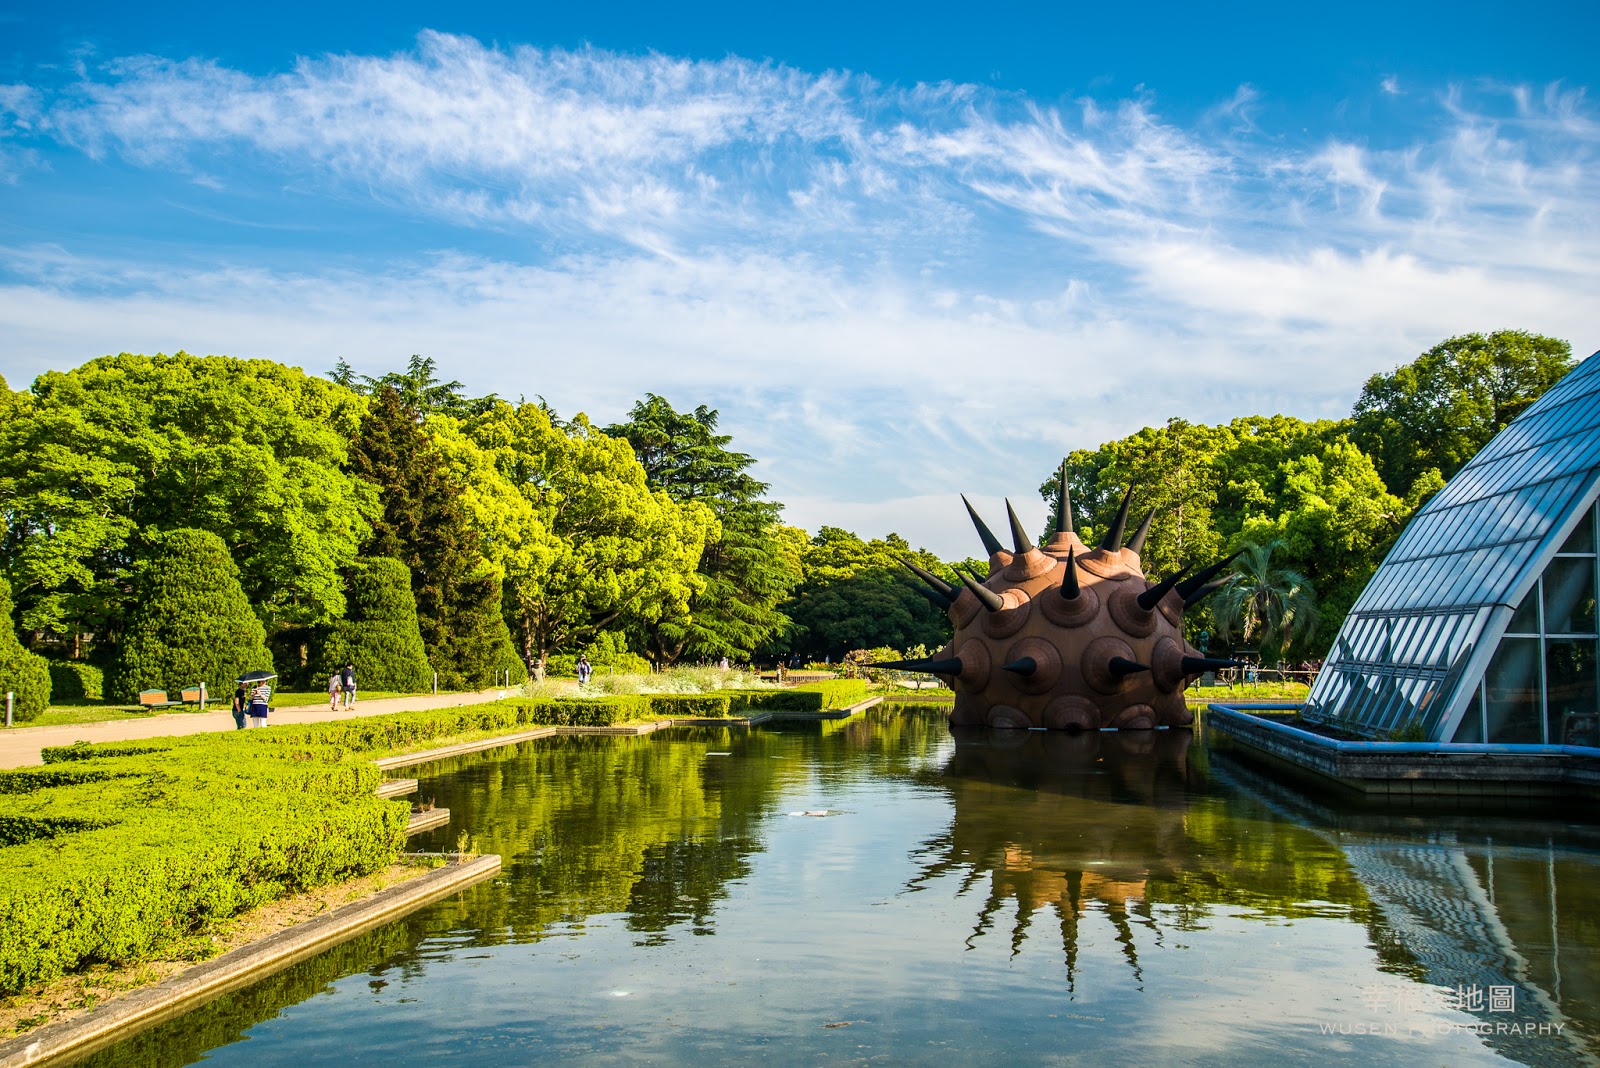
left=107, top=529, right=273, bottom=703
left=47, top=659, right=103, bottom=701
left=0, top=739, right=404, bottom=994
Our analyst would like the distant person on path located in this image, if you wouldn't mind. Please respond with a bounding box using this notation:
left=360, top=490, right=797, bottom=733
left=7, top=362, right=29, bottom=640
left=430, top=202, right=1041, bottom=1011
left=327, top=671, right=342, bottom=711
left=341, top=663, right=356, bottom=708
left=248, top=679, right=271, bottom=727
left=718, top=655, right=729, bottom=671
left=576, top=655, right=593, bottom=685
left=230, top=681, right=248, bottom=730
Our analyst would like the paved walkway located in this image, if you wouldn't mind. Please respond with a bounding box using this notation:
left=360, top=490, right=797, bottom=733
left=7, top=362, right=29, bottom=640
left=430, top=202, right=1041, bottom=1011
left=0, top=689, right=518, bottom=769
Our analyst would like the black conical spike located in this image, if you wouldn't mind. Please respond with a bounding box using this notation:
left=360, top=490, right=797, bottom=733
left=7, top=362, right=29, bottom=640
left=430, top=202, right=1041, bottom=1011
left=1097, top=487, right=1134, bottom=551
left=1125, top=509, right=1156, bottom=555
left=902, top=559, right=956, bottom=598
left=874, top=656, right=964, bottom=675
left=1181, top=580, right=1227, bottom=607
left=1180, top=656, right=1243, bottom=675
left=1136, top=565, right=1191, bottom=612
left=1002, top=657, right=1038, bottom=677
left=1056, top=460, right=1074, bottom=534
left=1004, top=499, right=1035, bottom=554
left=1176, top=551, right=1243, bottom=601
left=957, top=570, right=1005, bottom=613
left=1061, top=546, right=1081, bottom=600
left=903, top=580, right=954, bottom=610
left=961, top=495, right=1005, bottom=557
left=1108, top=657, right=1150, bottom=678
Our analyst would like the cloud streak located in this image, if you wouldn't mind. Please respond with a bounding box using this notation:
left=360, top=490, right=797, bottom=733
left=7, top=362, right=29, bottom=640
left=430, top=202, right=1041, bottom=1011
left=1, top=32, right=1597, bottom=556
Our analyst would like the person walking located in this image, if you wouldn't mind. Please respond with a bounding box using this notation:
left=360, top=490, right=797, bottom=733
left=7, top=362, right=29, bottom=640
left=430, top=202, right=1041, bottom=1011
left=576, top=655, right=593, bottom=686
left=341, top=663, right=356, bottom=708
left=248, top=678, right=271, bottom=728
left=327, top=670, right=342, bottom=711
left=230, top=681, right=248, bottom=730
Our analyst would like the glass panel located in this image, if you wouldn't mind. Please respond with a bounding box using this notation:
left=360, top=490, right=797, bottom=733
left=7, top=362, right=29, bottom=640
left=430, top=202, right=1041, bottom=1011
left=1543, top=557, right=1596, bottom=634
left=1452, top=685, right=1485, bottom=743
left=1484, top=637, right=1542, bottom=744
left=1509, top=583, right=1540, bottom=634
left=1559, top=505, right=1596, bottom=554
left=1545, top=638, right=1598, bottom=745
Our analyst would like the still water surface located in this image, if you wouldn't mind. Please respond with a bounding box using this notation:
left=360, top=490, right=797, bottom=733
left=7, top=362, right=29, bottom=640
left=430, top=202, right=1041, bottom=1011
left=90, top=706, right=1600, bottom=1066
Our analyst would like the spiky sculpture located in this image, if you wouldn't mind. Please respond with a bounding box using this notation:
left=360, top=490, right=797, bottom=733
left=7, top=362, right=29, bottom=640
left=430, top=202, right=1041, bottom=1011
left=880, top=464, right=1239, bottom=731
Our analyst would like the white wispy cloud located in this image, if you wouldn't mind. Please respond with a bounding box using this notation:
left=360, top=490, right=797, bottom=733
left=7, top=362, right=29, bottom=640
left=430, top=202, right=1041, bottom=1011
left=0, top=32, right=1597, bottom=556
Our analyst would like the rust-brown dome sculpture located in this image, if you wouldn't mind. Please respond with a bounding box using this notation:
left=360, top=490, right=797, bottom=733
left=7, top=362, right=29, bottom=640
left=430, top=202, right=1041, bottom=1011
left=880, top=466, right=1239, bottom=731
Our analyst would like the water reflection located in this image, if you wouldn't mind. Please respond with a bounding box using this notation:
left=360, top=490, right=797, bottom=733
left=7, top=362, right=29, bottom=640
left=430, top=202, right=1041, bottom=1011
left=906, top=728, right=1380, bottom=992
left=75, top=708, right=1600, bottom=1067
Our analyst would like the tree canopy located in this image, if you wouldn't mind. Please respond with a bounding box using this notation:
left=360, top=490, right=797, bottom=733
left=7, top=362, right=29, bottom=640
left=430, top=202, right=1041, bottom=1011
left=1351, top=330, right=1573, bottom=501
left=605, top=395, right=800, bottom=663
left=0, top=353, right=378, bottom=643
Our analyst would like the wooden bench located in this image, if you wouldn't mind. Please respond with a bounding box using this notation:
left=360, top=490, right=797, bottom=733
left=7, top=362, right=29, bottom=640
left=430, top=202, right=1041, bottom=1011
left=138, top=690, right=182, bottom=710
left=180, top=685, right=205, bottom=707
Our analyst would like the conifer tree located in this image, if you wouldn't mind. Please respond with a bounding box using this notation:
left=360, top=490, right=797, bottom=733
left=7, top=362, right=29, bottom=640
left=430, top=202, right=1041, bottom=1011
left=108, top=529, right=272, bottom=702
left=347, top=386, right=511, bottom=687
left=0, top=575, right=51, bottom=720
left=319, top=557, right=433, bottom=692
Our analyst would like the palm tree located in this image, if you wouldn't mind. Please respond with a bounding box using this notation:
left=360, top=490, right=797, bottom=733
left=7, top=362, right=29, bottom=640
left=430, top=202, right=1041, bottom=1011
left=1212, top=540, right=1319, bottom=655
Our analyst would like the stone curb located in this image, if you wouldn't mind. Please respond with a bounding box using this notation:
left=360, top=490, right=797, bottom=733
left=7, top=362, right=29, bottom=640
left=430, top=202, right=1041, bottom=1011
left=0, top=855, right=502, bottom=1068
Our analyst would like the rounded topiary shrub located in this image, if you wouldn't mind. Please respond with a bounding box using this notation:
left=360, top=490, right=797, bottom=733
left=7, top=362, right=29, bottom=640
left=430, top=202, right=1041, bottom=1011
left=319, top=557, right=433, bottom=693
left=0, top=576, right=51, bottom=720
left=47, top=659, right=103, bottom=701
left=108, top=529, right=273, bottom=702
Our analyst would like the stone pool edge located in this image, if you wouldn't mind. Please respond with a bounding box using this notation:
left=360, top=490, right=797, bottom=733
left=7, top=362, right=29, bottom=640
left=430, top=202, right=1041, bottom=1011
left=0, top=855, right=502, bottom=1068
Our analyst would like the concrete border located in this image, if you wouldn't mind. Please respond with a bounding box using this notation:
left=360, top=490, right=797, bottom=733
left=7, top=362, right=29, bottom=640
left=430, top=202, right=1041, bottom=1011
left=1208, top=702, right=1600, bottom=802
left=0, top=855, right=501, bottom=1068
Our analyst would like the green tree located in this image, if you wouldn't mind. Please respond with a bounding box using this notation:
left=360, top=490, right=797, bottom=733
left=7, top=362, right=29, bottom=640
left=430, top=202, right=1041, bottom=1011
left=0, top=353, right=378, bottom=647
left=347, top=387, right=519, bottom=688
left=444, top=401, right=716, bottom=678
left=107, top=528, right=273, bottom=702
left=1211, top=541, right=1320, bottom=658
left=319, top=557, right=434, bottom=691
left=781, top=528, right=953, bottom=660
left=1351, top=330, right=1573, bottom=500
left=0, top=575, right=51, bottom=720
left=606, top=395, right=801, bottom=663
left=350, top=354, right=498, bottom=417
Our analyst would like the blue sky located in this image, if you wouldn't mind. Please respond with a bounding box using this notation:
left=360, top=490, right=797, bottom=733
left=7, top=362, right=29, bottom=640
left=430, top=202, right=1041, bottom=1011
left=2, top=2, right=1597, bottom=558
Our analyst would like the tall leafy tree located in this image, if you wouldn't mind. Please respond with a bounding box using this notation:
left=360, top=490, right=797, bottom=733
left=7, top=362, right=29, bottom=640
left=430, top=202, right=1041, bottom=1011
left=781, top=527, right=953, bottom=661
left=445, top=401, right=716, bottom=678
left=0, top=353, right=377, bottom=647
left=346, top=387, right=519, bottom=688
left=1351, top=330, right=1573, bottom=500
left=606, top=395, right=801, bottom=663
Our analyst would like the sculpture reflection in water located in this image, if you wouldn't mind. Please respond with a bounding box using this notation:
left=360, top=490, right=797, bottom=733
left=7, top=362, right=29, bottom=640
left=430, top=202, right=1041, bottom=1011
left=904, top=727, right=1377, bottom=991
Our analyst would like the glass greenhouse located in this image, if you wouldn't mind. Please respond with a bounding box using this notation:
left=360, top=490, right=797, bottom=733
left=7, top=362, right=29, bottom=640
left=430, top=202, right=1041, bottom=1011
left=1303, top=352, right=1600, bottom=746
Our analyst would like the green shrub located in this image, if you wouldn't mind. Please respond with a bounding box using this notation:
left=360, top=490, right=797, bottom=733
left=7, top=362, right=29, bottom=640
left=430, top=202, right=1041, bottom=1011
left=319, top=557, right=433, bottom=693
left=107, top=529, right=273, bottom=703
left=0, top=741, right=405, bottom=994
left=0, top=577, right=50, bottom=721
left=642, top=693, right=734, bottom=717
left=729, top=679, right=869, bottom=712
left=46, top=659, right=103, bottom=701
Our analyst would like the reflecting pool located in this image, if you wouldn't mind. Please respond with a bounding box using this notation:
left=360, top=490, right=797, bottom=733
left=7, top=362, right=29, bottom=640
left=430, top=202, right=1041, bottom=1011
left=87, top=706, right=1600, bottom=1066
